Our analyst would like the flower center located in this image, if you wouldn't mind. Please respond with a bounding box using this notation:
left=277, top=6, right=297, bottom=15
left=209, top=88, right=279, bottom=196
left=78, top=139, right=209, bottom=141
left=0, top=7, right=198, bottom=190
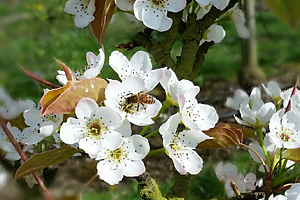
left=107, top=146, right=127, bottom=163
left=280, top=132, right=290, bottom=141
left=151, top=0, right=165, bottom=7
left=89, top=122, right=101, bottom=136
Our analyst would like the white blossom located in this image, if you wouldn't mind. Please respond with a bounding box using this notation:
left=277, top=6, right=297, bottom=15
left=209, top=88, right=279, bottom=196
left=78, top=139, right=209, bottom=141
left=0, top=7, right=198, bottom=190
left=96, top=134, right=149, bottom=185
left=64, top=0, right=96, bottom=28
left=104, top=76, right=162, bottom=126
left=159, top=113, right=210, bottom=175
left=133, top=0, right=186, bottom=31
left=109, top=50, right=163, bottom=91
left=60, top=98, right=127, bottom=158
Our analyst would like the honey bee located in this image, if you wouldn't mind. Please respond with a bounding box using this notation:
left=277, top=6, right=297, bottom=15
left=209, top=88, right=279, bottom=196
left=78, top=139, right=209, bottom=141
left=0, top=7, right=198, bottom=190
left=125, top=92, right=155, bottom=105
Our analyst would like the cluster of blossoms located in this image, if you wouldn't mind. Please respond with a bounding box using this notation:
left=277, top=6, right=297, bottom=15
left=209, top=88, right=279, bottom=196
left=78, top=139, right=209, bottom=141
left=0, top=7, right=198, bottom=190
left=215, top=161, right=263, bottom=198
left=64, top=0, right=249, bottom=41
left=226, top=81, right=300, bottom=150
left=224, top=81, right=300, bottom=199
left=0, top=49, right=218, bottom=185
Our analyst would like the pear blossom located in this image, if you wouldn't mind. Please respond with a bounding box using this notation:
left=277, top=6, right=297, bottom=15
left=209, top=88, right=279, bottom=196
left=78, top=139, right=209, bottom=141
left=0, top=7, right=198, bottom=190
left=285, top=183, right=300, bottom=200
left=281, top=87, right=300, bottom=108
left=226, top=87, right=262, bottom=110
left=200, top=24, right=226, bottom=45
left=57, top=49, right=104, bottom=85
left=268, top=109, right=300, bottom=149
left=235, top=100, right=276, bottom=129
left=228, top=4, right=250, bottom=39
left=22, top=103, right=63, bottom=144
left=224, top=173, right=246, bottom=198
left=244, top=173, right=263, bottom=191
left=159, top=113, right=211, bottom=175
left=133, top=0, right=186, bottom=31
left=115, top=0, right=135, bottom=11
left=268, top=194, right=287, bottom=200
left=196, top=0, right=230, bottom=11
left=104, top=76, right=162, bottom=126
left=160, top=68, right=199, bottom=105
left=96, top=134, right=149, bottom=185
left=60, top=98, right=126, bottom=158
left=109, top=50, right=163, bottom=91
left=178, top=87, right=218, bottom=133
left=0, top=95, right=35, bottom=120
left=215, top=161, right=238, bottom=183
left=64, top=0, right=96, bottom=28
left=249, top=134, right=295, bottom=172
left=262, top=81, right=282, bottom=102
left=0, top=123, right=32, bottom=161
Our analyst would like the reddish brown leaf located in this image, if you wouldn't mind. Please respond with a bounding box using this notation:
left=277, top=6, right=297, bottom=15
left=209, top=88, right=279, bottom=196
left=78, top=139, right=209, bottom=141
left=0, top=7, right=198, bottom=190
left=40, top=78, right=107, bottom=116
left=197, top=126, right=243, bottom=149
left=91, top=0, right=116, bottom=48
left=219, top=123, right=255, bottom=138
left=55, top=58, right=77, bottom=82
left=19, top=64, right=59, bottom=89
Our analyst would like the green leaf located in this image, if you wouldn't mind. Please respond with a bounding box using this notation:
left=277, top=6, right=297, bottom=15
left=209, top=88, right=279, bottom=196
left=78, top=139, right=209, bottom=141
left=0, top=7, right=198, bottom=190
left=286, top=148, right=300, bottom=163
left=262, top=0, right=300, bottom=29
left=15, top=146, right=78, bottom=180
left=197, top=125, right=243, bottom=149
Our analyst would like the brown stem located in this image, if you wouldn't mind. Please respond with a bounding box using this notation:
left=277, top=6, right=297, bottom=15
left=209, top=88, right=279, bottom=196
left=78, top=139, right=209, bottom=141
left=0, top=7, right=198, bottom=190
left=0, top=116, right=55, bottom=200
left=240, top=143, right=268, bottom=181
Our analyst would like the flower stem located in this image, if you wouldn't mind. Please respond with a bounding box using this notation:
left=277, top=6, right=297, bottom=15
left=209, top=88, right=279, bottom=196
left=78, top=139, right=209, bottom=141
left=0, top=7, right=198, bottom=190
left=145, top=130, right=159, bottom=138
left=256, top=128, right=270, bottom=169
left=140, top=100, right=172, bottom=136
left=0, top=116, right=55, bottom=200
left=240, top=143, right=268, bottom=181
left=148, top=148, right=165, bottom=156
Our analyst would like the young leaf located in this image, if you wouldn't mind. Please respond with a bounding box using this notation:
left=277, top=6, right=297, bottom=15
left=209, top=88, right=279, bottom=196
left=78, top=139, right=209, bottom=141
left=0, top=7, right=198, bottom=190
left=15, top=146, right=78, bottom=180
left=19, top=64, right=60, bottom=89
left=219, top=123, right=255, bottom=138
left=40, top=77, right=107, bottom=115
left=197, top=126, right=243, bottom=149
left=262, top=0, right=300, bottom=29
left=91, top=0, right=116, bottom=48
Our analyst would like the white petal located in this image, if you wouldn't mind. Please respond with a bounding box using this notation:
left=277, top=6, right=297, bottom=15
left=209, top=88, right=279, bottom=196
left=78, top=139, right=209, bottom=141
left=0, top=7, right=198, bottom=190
left=127, top=135, right=150, bottom=160
left=23, top=109, right=42, bottom=127
left=60, top=118, right=85, bottom=144
left=121, top=76, right=145, bottom=95
left=56, top=70, right=68, bottom=85
left=157, top=15, right=173, bottom=32
left=109, top=51, right=132, bottom=80
left=101, top=130, right=123, bottom=150
left=173, top=150, right=203, bottom=175
left=165, top=0, right=186, bottom=12
left=115, top=119, right=132, bottom=138
left=144, top=69, right=164, bottom=91
left=22, top=128, right=45, bottom=145
left=122, top=159, right=145, bottom=177
left=93, top=107, right=122, bottom=129
left=105, top=80, right=122, bottom=100
left=115, top=0, right=134, bottom=11
left=97, top=160, right=123, bottom=185
left=130, top=51, right=152, bottom=74
left=256, top=102, right=276, bottom=124
left=142, top=7, right=164, bottom=30
left=75, top=97, right=99, bottom=119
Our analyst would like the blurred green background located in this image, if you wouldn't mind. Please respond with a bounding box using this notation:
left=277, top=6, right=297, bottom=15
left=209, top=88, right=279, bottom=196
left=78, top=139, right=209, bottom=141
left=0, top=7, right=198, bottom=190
left=1, top=0, right=300, bottom=199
